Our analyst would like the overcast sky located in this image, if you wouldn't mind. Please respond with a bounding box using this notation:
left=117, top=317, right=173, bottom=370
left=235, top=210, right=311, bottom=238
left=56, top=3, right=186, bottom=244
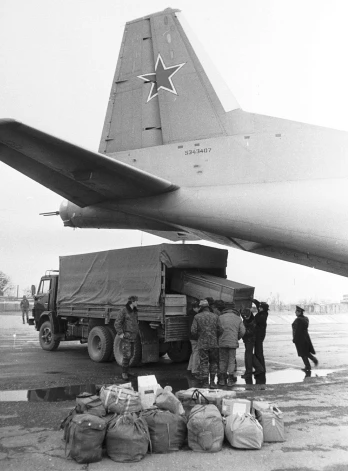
left=1, top=0, right=348, bottom=303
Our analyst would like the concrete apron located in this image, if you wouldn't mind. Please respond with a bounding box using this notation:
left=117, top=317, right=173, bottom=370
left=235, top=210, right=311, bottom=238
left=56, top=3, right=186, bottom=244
left=1, top=369, right=348, bottom=471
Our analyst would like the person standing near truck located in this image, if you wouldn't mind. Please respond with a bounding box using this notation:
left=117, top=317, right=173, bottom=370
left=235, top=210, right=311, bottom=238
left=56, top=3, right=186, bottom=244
left=252, top=298, right=269, bottom=381
left=20, top=295, right=30, bottom=324
left=114, top=296, right=139, bottom=380
left=191, top=299, right=224, bottom=388
left=217, top=301, right=245, bottom=386
left=241, top=308, right=265, bottom=384
left=187, top=300, right=200, bottom=377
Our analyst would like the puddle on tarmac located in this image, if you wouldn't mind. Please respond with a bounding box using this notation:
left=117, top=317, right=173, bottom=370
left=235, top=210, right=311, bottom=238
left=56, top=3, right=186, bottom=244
left=0, top=384, right=97, bottom=402
left=0, top=368, right=337, bottom=402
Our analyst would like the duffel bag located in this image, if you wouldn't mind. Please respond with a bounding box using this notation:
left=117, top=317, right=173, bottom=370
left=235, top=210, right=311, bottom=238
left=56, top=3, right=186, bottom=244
left=187, top=404, right=224, bottom=452
left=225, top=413, right=263, bottom=449
left=60, top=407, right=78, bottom=442
left=175, top=388, right=236, bottom=417
left=66, top=413, right=106, bottom=464
left=100, top=384, right=142, bottom=414
left=106, top=413, right=151, bottom=462
left=155, top=386, right=185, bottom=415
left=75, top=392, right=106, bottom=417
left=254, top=405, right=285, bottom=442
left=141, top=408, right=187, bottom=453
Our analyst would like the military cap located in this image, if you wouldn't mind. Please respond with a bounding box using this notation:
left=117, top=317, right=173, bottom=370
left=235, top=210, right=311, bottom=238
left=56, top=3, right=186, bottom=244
left=199, top=299, right=209, bottom=307
left=295, top=305, right=305, bottom=312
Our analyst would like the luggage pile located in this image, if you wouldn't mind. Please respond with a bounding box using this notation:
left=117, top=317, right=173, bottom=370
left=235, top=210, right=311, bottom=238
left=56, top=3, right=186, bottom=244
left=61, top=379, right=285, bottom=464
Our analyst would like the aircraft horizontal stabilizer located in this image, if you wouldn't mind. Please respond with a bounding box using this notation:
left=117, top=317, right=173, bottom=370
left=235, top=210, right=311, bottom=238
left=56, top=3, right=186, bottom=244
left=0, top=119, right=178, bottom=207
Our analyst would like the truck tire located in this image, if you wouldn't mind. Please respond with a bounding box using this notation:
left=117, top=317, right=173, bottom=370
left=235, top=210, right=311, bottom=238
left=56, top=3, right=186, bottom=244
left=113, top=335, right=142, bottom=367
left=167, top=341, right=191, bottom=362
left=39, top=321, right=60, bottom=351
left=88, top=326, right=113, bottom=363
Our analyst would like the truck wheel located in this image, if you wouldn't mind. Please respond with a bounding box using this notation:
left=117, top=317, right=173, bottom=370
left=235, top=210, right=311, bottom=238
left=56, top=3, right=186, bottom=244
left=88, top=326, right=113, bottom=363
left=167, top=341, right=191, bottom=362
left=39, top=321, right=60, bottom=351
left=113, top=335, right=142, bottom=367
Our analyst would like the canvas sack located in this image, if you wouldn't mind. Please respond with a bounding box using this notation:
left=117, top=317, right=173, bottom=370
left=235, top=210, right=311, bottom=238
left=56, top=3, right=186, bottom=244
left=106, top=413, right=151, bottom=462
left=225, top=413, right=263, bottom=449
left=66, top=413, right=106, bottom=464
left=254, top=405, right=285, bottom=442
left=75, top=392, right=106, bottom=417
left=100, top=384, right=142, bottom=414
left=60, top=407, right=78, bottom=442
left=155, top=386, right=185, bottom=415
left=187, top=404, right=224, bottom=452
left=175, top=388, right=236, bottom=417
left=141, top=408, right=187, bottom=453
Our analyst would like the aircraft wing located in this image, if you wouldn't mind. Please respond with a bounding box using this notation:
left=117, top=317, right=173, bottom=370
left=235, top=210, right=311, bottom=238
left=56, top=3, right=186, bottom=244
left=0, top=119, right=178, bottom=207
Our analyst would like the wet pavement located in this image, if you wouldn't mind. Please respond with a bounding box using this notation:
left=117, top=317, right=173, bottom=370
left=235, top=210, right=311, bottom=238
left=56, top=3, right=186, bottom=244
left=0, top=313, right=348, bottom=470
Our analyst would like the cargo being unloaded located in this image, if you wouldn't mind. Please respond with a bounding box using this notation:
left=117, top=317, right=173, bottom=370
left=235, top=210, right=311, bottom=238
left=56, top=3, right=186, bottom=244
left=30, top=244, right=254, bottom=367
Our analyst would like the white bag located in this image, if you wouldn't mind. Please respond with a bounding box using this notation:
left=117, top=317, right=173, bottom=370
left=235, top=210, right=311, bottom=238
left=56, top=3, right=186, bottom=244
left=99, top=384, right=142, bottom=414
left=225, top=413, right=263, bottom=449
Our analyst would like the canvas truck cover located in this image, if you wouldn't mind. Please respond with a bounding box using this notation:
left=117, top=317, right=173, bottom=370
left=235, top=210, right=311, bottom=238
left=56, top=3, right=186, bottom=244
left=57, top=244, right=228, bottom=307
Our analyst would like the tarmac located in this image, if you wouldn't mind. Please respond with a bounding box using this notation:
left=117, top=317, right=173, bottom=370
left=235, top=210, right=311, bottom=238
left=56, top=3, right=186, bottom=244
left=0, top=312, right=348, bottom=471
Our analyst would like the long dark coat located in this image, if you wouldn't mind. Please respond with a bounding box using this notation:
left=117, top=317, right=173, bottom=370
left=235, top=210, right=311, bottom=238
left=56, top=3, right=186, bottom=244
left=292, top=315, right=315, bottom=356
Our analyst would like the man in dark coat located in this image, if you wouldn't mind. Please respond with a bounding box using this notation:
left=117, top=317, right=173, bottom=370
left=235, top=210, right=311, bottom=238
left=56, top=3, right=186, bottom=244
left=191, top=299, right=223, bottom=388
left=292, top=305, right=318, bottom=371
left=252, top=299, right=269, bottom=381
left=241, top=308, right=264, bottom=384
left=114, top=295, right=139, bottom=380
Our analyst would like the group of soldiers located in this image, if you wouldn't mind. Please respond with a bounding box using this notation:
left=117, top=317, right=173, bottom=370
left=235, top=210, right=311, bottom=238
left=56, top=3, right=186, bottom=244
left=187, top=298, right=269, bottom=388
left=112, top=295, right=319, bottom=384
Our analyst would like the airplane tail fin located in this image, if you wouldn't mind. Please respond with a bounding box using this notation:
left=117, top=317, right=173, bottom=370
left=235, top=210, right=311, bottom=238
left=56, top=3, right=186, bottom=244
left=99, top=8, right=240, bottom=154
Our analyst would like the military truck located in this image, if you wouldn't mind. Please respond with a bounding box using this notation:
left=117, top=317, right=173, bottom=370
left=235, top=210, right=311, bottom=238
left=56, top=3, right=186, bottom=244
left=31, top=244, right=254, bottom=366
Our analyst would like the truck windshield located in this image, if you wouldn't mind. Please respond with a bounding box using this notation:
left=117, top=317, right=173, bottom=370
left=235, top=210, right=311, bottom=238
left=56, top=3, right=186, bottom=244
left=38, top=279, right=51, bottom=295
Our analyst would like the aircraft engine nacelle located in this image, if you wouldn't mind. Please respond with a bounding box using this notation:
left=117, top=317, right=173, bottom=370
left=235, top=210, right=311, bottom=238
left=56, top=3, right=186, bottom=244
left=59, top=199, right=178, bottom=231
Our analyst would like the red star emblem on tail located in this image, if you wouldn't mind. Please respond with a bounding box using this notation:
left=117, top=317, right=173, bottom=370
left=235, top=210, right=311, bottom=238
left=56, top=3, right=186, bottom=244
left=137, top=54, right=185, bottom=102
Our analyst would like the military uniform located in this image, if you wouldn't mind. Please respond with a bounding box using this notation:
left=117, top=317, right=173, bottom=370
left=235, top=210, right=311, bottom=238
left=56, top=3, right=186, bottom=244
left=114, top=303, right=139, bottom=375
left=191, top=305, right=223, bottom=387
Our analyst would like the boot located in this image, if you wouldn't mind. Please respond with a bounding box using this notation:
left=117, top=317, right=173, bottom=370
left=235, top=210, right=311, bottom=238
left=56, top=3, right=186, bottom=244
left=227, top=375, right=237, bottom=387
left=218, top=374, right=226, bottom=387
left=201, top=378, right=210, bottom=389
left=122, top=367, right=129, bottom=381
left=210, top=374, right=218, bottom=388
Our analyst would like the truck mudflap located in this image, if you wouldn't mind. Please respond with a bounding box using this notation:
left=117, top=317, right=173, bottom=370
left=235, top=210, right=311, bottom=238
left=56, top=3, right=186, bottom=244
left=138, top=321, right=159, bottom=363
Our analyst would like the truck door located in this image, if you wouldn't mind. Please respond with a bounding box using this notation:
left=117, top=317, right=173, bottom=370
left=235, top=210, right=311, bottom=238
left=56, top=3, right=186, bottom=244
left=37, top=278, right=52, bottom=311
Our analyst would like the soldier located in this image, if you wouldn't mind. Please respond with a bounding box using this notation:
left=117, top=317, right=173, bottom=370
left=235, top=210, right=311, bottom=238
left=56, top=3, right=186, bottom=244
left=241, top=308, right=265, bottom=384
left=20, top=295, right=30, bottom=324
left=114, top=295, right=139, bottom=381
left=191, top=299, right=224, bottom=388
left=252, top=298, right=269, bottom=382
left=187, top=300, right=200, bottom=377
left=292, top=305, right=318, bottom=372
left=218, top=301, right=245, bottom=386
